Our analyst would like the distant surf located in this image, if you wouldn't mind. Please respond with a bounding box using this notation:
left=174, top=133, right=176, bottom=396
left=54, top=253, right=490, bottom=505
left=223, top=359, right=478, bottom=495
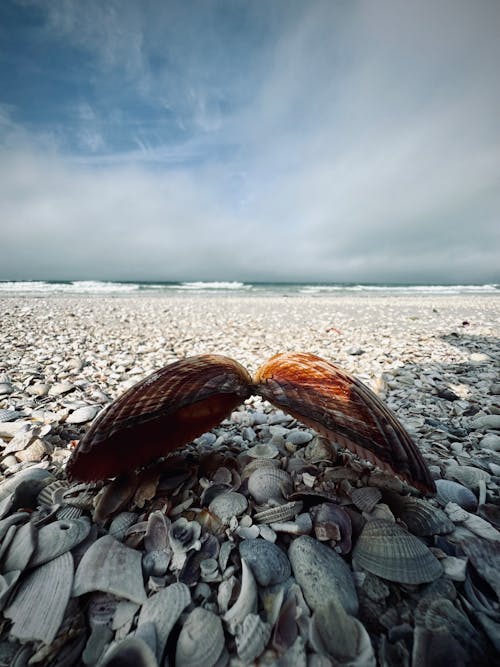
left=0, top=280, right=498, bottom=296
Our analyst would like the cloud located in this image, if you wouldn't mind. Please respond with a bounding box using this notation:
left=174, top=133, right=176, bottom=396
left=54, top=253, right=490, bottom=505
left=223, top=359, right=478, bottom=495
left=1, top=0, right=499, bottom=282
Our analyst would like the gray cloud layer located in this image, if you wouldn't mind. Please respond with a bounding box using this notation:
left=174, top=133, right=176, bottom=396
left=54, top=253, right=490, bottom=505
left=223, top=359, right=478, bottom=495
left=1, top=0, right=499, bottom=283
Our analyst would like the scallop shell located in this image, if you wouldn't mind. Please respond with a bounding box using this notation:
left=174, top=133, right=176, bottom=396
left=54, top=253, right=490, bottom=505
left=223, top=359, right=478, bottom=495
left=208, top=491, right=248, bottom=524
left=99, top=637, right=158, bottom=667
left=239, top=538, right=291, bottom=586
left=2, top=522, right=37, bottom=572
left=247, top=467, right=293, bottom=504
left=350, top=487, right=382, bottom=513
left=138, top=582, right=190, bottom=662
left=109, top=512, right=139, bottom=541
left=435, top=479, right=478, bottom=511
left=254, top=501, right=303, bottom=524
left=176, top=607, right=225, bottom=667
left=246, top=443, right=280, bottom=459
left=4, top=551, right=73, bottom=644
left=288, top=535, right=359, bottom=615
left=253, top=352, right=436, bottom=494
left=66, top=354, right=252, bottom=481
left=235, top=613, right=271, bottom=663
left=352, top=519, right=443, bottom=584
left=37, top=480, right=70, bottom=506
left=384, top=494, right=454, bottom=536
left=73, top=535, right=146, bottom=604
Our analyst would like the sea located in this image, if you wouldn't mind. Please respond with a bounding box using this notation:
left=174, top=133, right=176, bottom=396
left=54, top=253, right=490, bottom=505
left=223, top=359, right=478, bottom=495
left=0, top=280, right=498, bottom=297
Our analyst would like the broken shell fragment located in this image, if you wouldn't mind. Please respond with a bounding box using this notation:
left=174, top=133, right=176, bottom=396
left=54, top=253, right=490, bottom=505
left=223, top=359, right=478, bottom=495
left=4, top=551, right=73, bottom=644
left=99, top=637, right=159, bottom=667
left=30, top=518, right=91, bottom=567
left=352, top=519, right=442, bottom=584
left=235, top=613, right=271, bottom=663
left=224, top=558, right=258, bottom=634
left=254, top=501, right=303, bottom=524
left=73, top=534, right=146, bottom=604
left=176, top=607, right=225, bottom=667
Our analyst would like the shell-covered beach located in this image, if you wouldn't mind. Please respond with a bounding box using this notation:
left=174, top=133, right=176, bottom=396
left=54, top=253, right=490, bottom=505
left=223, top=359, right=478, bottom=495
left=1, top=292, right=499, bottom=665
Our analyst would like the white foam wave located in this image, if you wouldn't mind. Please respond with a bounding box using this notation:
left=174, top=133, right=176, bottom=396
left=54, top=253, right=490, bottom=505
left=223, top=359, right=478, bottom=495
left=177, top=281, right=252, bottom=291
left=299, top=284, right=499, bottom=295
left=0, top=281, right=140, bottom=294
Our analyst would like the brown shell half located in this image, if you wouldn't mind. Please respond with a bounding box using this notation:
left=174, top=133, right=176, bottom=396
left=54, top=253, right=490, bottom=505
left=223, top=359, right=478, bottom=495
left=66, top=354, right=252, bottom=481
left=253, top=352, right=435, bottom=495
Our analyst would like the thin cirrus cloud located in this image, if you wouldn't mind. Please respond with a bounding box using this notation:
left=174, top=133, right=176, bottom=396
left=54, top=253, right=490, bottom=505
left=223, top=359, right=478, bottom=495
left=0, top=0, right=499, bottom=283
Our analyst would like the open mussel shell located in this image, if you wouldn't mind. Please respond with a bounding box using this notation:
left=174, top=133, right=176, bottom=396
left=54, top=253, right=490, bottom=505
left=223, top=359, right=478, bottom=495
left=352, top=519, right=442, bottom=584
left=253, top=352, right=435, bottom=494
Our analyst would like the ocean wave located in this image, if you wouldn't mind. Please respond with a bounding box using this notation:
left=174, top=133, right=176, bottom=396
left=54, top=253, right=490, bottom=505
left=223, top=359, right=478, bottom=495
left=299, top=284, right=499, bottom=295
left=0, top=281, right=140, bottom=293
left=176, top=281, right=252, bottom=291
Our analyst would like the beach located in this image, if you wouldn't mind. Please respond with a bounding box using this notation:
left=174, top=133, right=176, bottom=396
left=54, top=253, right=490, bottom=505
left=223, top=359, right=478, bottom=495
left=1, top=292, right=499, bottom=664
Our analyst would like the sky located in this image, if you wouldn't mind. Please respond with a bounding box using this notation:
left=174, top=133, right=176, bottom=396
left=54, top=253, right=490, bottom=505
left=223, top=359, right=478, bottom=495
left=1, top=0, right=499, bottom=284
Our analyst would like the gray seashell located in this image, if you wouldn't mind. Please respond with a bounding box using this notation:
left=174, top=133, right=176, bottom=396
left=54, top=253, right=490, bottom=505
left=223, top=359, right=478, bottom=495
left=0, top=510, right=30, bottom=542
left=99, top=637, right=158, bottom=667
left=73, top=535, right=146, bottom=604
left=4, top=551, right=73, bottom=644
left=0, top=569, right=21, bottom=612
left=83, top=624, right=114, bottom=665
left=271, top=512, right=313, bottom=535
left=0, top=467, right=53, bottom=504
left=0, top=382, right=14, bottom=395
left=142, top=550, right=170, bottom=578
left=112, top=599, right=141, bottom=632
left=460, top=537, right=500, bottom=599
left=235, top=613, right=271, bottom=663
left=0, top=409, right=20, bottom=422
left=246, top=443, right=279, bottom=459
left=176, top=607, right=225, bottom=667
left=254, top=501, right=303, bottom=524
left=37, top=480, right=70, bottom=506
left=138, top=582, right=190, bottom=662
left=435, top=479, right=478, bottom=511
left=248, top=467, right=293, bottom=504
left=144, top=510, right=169, bottom=552
left=56, top=504, right=84, bottom=520
left=412, top=625, right=468, bottom=667
left=385, top=494, right=454, bottom=536
left=2, top=521, right=37, bottom=571
left=66, top=405, right=101, bottom=424
left=224, top=558, right=258, bottom=634
left=30, top=518, right=91, bottom=567
left=352, top=519, right=442, bottom=584
left=309, top=598, right=375, bottom=665
left=312, top=503, right=352, bottom=553
left=350, top=487, right=382, bottom=513
left=48, top=381, right=75, bottom=396
left=63, top=482, right=102, bottom=510
left=93, top=474, right=136, bottom=523
left=445, top=465, right=491, bottom=489
left=239, top=538, right=291, bottom=586
left=169, top=517, right=202, bottom=553
left=445, top=502, right=500, bottom=541
left=288, top=535, right=358, bottom=615
left=209, top=491, right=248, bottom=524
left=109, top=512, right=139, bottom=541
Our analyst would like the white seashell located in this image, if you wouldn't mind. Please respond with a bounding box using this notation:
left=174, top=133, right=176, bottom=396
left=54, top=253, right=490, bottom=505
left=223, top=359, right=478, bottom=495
left=73, top=535, right=146, bottom=604
left=248, top=467, right=293, bottom=503
left=112, top=600, right=141, bottom=632
left=235, top=613, right=271, bottom=663
left=176, top=607, right=225, bottom=667
left=224, top=558, right=258, bottom=634
left=445, top=502, right=500, bottom=541
left=138, top=582, right=190, bottom=662
left=66, top=405, right=101, bottom=424
left=270, top=513, right=313, bottom=535
left=441, top=556, right=467, bottom=581
left=30, top=518, right=91, bottom=567
left=246, top=442, right=279, bottom=459
left=4, top=551, right=73, bottom=644
left=217, top=576, right=238, bottom=614
left=209, top=491, right=248, bottom=524
left=254, top=501, right=303, bottom=524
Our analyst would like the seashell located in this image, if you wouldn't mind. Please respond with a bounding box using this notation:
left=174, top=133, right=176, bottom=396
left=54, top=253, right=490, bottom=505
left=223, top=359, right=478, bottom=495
left=239, top=538, right=291, bottom=586
left=270, top=512, right=313, bottom=535
left=241, top=457, right=281, bottom=480
left=288, top=535, right=358, bottom=615
left=37, top=479, right=70, bottom=506
left=73, top=534, right=146, bottom=604
left=0, top=510, right=30, bottom=542
left=169, top=517, right=201, bottom=554
left=254, top=500, right=303, bottom=524
left=247, top=467, right=293, bottom=503
left=352, top=519, right=443, bottom=584
left=312, top=503, right=352, bottom=553
left=0, top=409, right=20, bottom=422
left=66, top=355, right=252, bottom=480
left=350, top=487, right=382, bottom=513
left=309, top=597, right=376, bottom=665
left=30, top=518, right=91, bottom=567
left=0, top=570, right=21, bottom=612
left=235, top=613, right=271, bottom=663
left=253, top=352, right=436, bottom=494
left=0, top=466, right=53, bottom=504
left=2, top=521, right=37, bottom=572
left=99, top=637, right=158, bottom=667
left=445, top=502, right=500, bottom=541
left=93, top=473, right=138, bottom=524
left=445, top=465, right=491, bottom=489
left=142, top=550, right=170, bottom=578
left=109, top=512, right=139, bottom=541
left=384, top=494, right=454, bottom=536
left=435, top=479, right=478, bottom=511
left=82, top=624, right=114, bottom=665
left=247, top=442, right=280, bottom=459
left=224, top=558, right=258, bottom=634
left=208, top=491, right=248, bottom=524
left=144, top=510, right=169, bottom=552
left=66, top=405, right=100, bottom=424
left=62, top=481, right=102, bottom=510
left=477, top=502, right=500, bottom=530
left=176, top=607, right=225, bottom=667
left=460, top=537, right=500, bottom=599
left=4, top=551, right=73, bottom=644
left=412, top=625, right=468, bottom=667
left=200, top=482, right=232, bottom=507
left=138, top=582, right=190, bottom=662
